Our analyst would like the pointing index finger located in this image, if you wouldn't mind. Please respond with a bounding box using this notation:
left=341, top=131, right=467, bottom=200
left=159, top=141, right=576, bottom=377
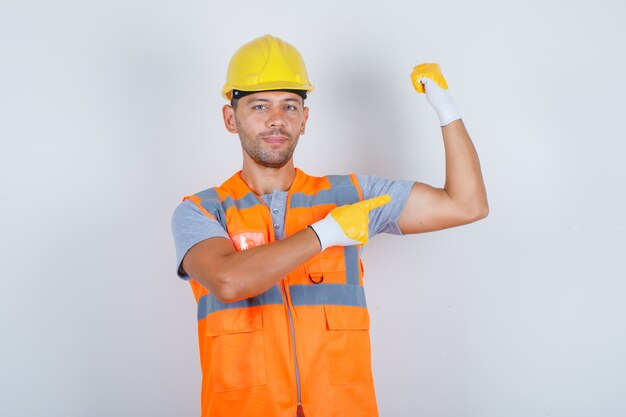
left=359, top=195, right=391, bottom=212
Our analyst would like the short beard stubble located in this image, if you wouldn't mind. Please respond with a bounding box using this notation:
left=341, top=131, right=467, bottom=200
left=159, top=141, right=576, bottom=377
left=236, top=119, right=300, bottom=169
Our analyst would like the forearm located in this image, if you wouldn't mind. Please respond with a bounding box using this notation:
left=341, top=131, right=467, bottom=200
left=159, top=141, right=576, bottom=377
left=441, top=119, right=488, bottom=217
left=187, top=227, right=321, bottom=302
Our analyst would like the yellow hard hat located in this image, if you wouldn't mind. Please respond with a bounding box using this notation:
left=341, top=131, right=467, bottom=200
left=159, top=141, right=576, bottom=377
left=221, top=34, right=314, bottom=100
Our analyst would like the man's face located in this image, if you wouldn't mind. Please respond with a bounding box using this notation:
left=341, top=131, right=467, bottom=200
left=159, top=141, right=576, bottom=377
left=223, top=91, right=309, bottom=169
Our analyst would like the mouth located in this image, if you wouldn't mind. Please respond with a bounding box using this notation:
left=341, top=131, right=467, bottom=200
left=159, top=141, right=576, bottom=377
left=261, top=135, right=288, bottom=144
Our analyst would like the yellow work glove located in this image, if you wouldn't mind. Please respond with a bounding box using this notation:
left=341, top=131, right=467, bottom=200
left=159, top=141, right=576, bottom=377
left=310, top=195, right=391, bottom=251
left=410, top=63, right=461, bottom=126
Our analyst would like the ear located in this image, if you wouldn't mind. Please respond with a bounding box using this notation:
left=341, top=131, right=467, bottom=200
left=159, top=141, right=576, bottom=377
left=300, top=107, right=310, bottom=135
left=222, top=105, right=238, bottom=133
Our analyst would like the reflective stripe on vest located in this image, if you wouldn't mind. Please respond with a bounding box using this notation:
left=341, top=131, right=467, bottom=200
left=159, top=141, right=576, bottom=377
left=198, top=280, right=367, bottom=320
left=196, top=244, right=363, bottom=320
left=197, top=284, right=284, bottom=319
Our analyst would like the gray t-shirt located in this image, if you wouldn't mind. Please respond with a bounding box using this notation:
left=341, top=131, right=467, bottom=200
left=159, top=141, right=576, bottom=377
left=171, top=174, right=414, bottom=278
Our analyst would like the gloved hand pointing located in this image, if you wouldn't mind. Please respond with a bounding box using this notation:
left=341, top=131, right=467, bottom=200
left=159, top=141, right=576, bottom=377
left=310, top=195, right=391, bottom=251
left=411, top=63, right=461, bottom=127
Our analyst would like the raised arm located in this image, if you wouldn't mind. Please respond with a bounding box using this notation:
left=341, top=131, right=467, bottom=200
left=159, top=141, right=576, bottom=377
left=183, top=195, right=390, bottom=302
left=398, top=64, right=488, bottom=234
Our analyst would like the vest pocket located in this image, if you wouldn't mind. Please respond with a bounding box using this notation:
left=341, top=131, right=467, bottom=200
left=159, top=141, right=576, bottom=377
left=206, top=307, right=267, bottom=392
left=324, top=304, right=373, bottom=384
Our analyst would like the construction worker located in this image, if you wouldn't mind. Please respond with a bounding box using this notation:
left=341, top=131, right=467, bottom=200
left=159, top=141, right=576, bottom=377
left=171, top=34, right=488, bottom=417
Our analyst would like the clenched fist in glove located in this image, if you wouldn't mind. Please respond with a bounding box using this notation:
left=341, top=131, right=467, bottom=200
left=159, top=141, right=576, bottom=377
left=309, top=195, right=391, bottom=251
left=411, top=63, right=461, bottom=126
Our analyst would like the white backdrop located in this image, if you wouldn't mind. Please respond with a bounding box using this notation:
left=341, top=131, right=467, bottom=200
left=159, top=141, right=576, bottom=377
left=2, top=1, right=625, bottom=416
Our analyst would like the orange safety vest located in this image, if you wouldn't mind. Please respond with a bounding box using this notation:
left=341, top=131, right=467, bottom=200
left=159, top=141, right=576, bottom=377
left=183, top=168, right=378, bottom=417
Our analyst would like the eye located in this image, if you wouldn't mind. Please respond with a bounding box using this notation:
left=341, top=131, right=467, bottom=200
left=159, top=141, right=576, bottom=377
left=285, top=104, right=297, bottom=111
left=253, top=104, right=267, bottom=110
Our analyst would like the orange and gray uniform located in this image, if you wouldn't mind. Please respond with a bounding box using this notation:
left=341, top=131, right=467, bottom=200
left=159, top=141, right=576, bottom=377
left=173, top=169, right=413, bottom=417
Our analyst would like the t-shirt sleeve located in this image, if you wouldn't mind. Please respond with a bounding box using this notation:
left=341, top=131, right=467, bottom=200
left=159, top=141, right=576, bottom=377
left=356, top=174, right=414, bottom=237
left=171, top=199, right=231, bottom=279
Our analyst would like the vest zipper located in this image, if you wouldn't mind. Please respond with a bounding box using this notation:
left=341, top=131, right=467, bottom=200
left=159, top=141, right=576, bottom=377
left=253, top=174, right=304, bottom=413
left=281, top=279, right=302, bottom=410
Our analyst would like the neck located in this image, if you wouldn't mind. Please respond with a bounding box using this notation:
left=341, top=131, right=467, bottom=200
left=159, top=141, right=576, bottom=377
left=240, top=159, right=297, bottom=195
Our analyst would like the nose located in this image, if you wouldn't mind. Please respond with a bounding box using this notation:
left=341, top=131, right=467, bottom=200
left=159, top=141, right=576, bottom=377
left=266, top=107, right=285, bottom=129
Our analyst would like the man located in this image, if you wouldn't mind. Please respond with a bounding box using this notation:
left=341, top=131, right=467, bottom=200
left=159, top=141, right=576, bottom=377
left=172, top=34, right=488, bottom=417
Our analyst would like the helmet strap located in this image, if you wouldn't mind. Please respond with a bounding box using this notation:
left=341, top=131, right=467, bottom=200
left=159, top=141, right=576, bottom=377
left=232, top=89, right=307, bottom=100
